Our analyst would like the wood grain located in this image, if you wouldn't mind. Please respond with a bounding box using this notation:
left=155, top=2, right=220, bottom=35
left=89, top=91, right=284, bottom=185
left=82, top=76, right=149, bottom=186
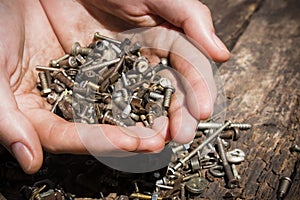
left=201, top=0, right=300, bottom=199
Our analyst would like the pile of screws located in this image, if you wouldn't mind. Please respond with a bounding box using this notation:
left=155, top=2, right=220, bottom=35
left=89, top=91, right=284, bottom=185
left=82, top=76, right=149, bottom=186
left=151, top=120, right=252, bottom=199
left=36, top=32, right=174, bottom=127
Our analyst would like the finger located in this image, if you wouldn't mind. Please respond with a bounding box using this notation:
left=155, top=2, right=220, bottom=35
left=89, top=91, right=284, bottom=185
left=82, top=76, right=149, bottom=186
left=0, top=79, right=43, bottom=174
left=146, top=0, right=230, bottom=62
left=40, top=0, right=132, bottom=49
left=157, top=68, right=198, bottom=144
left=170, top=35, right=217, bottom=120
left=25, top=108, right=166, bottom=155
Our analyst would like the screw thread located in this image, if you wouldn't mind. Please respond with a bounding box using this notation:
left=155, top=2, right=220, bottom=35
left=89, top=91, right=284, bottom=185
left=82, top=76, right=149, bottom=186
left=102, top=111, right=127, bottom=127
left=163, top=87, right=174, bottom=108
left=230, top=123, right=252, bottom=130
left=149, top=91, right=164, bottom=100
left=38, top=72, right=49, bottom=90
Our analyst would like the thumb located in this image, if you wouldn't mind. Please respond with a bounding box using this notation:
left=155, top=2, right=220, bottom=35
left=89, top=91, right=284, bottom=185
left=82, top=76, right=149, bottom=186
left=147, top=0, right=230, bottom=62
left=0, top=79, right=43, bottom=174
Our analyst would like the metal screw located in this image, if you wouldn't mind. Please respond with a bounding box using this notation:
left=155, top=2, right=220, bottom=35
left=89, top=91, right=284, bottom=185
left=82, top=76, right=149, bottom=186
left=216, top=137, right=238, bottom=188
left=38, top=71, right=51, bottom=96
left=53, top=72, right=74, bottom=89
left=163, top=86, right=175, bottom=108
left=277, top=176, right=292, bottom=199
left=81, top=57, right=121, bottom=72
left=172, top=121, right=231, bottom=171
left=231, top=164, right=241, bottom=181
left=94, top=32, right=122, bottom=45
left=49, top=54, right=69, bottom=67
left=102, top=111, right=127, bottom=127
left=149, top=91, right=164, bottom=100
left=198, top=121, right=252, bottom=130
left=180, top=183, right=186, bottom=200
left=71, top=42, right=92, bottom=56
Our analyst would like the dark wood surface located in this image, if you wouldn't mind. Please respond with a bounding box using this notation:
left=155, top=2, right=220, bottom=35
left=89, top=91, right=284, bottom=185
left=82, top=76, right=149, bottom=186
left=201, top=0, right=300, bottom=199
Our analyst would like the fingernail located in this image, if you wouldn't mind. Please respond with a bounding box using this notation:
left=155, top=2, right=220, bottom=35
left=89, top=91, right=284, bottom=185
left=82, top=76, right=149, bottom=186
left=213, top=33, right=229, bottom=53
left=11, top=142, right=33, bottom=173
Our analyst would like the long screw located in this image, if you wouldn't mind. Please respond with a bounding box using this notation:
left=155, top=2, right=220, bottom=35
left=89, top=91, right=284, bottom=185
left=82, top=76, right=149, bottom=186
left=94, top=32, right=122, bottom=45
left=81, top=57, right=121, bottom=72
left=198, top=122, right=252, bottom=130
left=49, top=54, right=70, bottom=67
left=172, top=121, right=231, bottom=171
left=217, top=137, right=238, bottom=188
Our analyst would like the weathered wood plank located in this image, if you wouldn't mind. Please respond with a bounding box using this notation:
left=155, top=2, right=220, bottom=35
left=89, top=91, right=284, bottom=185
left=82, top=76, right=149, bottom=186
left=201, top=0, right=300, bottom=199
left=201, top=0, right=264, bottom=50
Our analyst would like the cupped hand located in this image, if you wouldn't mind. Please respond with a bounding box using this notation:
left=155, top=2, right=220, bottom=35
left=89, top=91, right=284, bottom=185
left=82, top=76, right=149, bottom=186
left=0, top=0, right=229, bottom=174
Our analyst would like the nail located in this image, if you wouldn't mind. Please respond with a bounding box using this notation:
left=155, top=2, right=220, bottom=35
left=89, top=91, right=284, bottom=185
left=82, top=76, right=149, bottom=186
left=11, top=142, right=33, bottom=173
left=213, top=33, right=229, bottom=53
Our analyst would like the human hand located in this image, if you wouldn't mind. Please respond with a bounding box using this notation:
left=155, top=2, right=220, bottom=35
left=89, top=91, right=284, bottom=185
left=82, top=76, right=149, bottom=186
left=0, top=0, right=228, bottom=174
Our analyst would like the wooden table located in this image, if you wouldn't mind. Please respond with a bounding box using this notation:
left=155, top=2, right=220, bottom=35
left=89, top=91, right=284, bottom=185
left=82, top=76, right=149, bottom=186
left=200, top=0, right=300, bottom=199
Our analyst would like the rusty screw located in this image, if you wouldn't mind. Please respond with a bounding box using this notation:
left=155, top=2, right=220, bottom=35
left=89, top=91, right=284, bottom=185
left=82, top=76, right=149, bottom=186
left=71, top=42, right=92, bottom=56
left=49, top=54, right=70, bottom=67
left=38, top=71, right=51, bottom=96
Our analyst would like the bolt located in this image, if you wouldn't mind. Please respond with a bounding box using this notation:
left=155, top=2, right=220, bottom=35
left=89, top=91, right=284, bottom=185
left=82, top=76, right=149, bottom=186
left=49, top=54, right=70, bottom=67
left=53, top=72, right=74, bottom=89
left=277, top=176, right=292, bottom=199
left=81, top=57, right=121, bottom=72
left=163, top=86, right=175, bottom=108
left=149, top=91, right=164, bottom=100
left=198, top=121, right=252, bottom=130
left=216, top=137, right=238, bottom=188
left=71, top=42, right=92, bottom=56
left=172, top=121, right=231, bottom=171
left=38, top=71, right=51, bottom=96
left=182, top=171, right=201, bottom=182
left=94, top=32, right=122, bottom=45
left=36, top=65, right=64, bottom=72
left=102, top=111, right=127, bottom=127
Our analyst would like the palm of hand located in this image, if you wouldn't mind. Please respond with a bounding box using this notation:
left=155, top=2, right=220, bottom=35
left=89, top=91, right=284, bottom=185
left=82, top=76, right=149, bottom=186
left=1, top=0, right=217, bottom=174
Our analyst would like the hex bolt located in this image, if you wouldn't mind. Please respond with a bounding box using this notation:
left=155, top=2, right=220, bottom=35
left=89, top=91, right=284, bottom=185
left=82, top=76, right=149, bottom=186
left=198, top=121, right=252, bottom=130
left=71, top=42, right=92, bottom=56
left=49, top=54, right=70, bottom=67
left=94, top=32, right=122, bottom=45
left=172, top=121, right=231, bottom=171
left=102, top=111, right=127, bottom=127
left=163, top=86, right=175, bottom=108
left=38, top=71, right=51, bottom=96
left=216, top=137, right=238, bottom=188
left=277, top=176, right=292, bottom=199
